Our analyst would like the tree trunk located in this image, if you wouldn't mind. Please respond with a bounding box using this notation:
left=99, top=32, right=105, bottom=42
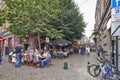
left=38, top=33, right=41, bottom=51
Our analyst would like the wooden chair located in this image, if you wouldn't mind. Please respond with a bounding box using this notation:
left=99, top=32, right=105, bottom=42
left=26, top=54, right=30, bottom=66
left=46, top=58, right=51, bottom=66
left=25, top=51, right=33, bottom=66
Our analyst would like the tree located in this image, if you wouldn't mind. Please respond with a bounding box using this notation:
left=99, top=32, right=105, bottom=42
left=49, top=0, right=86, bottom=41
left=0, top=9, right=6, bottom=26
left=0, top=0, right=86, bottom=49
left=2, top=0, right=63, bottom=50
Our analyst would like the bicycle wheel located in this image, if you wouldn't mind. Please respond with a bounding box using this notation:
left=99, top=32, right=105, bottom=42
left=112, top=71, right=120, bottom=80
left=88, top=64, right=101, bottom=77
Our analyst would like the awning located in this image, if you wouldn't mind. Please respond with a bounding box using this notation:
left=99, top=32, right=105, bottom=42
left=50, top=39, right=72, bottom=46
left=26, top=34, right=37, bottom=38
left=0, top=37, right=3, bottom=42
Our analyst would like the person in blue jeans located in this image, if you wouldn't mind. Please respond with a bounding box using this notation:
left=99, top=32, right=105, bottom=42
left=37, top=50, right=51, bottom=68
left=41, top=53, right=51, bottom=68
left=0, top=47, right=2, bottom=64
left=15, top=43, right=22, bottom=68
left=81, top=45, right=86, bottom=55
left=52, top=50, right=58, bottom=58
left=36, top=52, right=43, bottom=67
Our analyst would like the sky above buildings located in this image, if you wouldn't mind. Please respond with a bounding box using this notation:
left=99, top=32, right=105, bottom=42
left=74, top=0, right=96, bottom=37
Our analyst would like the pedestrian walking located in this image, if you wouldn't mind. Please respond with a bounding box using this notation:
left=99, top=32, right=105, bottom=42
left=81, top=45, right=86, bottom=55
left=98, top=45, right=103, bottom=58
left=96, top=46, right=99, bottom=57
left=86, top=46, right=90, bottom=56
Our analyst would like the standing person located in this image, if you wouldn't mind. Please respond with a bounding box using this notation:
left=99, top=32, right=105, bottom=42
left=0, top=47, right=3, bottom=64
left=5, top=45, right=9, bottom=55
left=81, top=45, right=86, bottom=55
left=86, top=46, right=90, bottom=56
left=15, top=43, right=22, bottom=68
left=98, top=45, right=103, bottom=58
left=96, top=46, right=100, bottom=57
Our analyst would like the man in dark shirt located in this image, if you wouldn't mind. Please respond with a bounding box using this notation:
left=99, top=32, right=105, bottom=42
left=5, top=46, right=9, bottom=55
left=15, top=44, right=22, bottom=53
left=15, top=43, right=22, bottom=68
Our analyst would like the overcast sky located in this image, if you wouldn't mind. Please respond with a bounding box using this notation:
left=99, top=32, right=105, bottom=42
left=74, top=0, right=96, bottom=37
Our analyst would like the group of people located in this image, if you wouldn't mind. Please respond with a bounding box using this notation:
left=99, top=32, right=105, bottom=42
left=8, top=43, right=51, bottom=68
left=78, top=45, right=90, bottom=56
left=0, top=41, right=104, bottom=69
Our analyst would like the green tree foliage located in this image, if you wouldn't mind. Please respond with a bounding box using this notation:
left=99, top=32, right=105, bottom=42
left=2, top=0, right=62, bottom=39
left=0, top=0, right=86, bottom=42
left=0, top=9, right=6, bottom=26
left=49, top=0, right=86, bottom=41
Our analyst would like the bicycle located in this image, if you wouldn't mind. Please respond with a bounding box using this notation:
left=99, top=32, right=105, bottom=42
left=87, top=57, right=120, bottom=80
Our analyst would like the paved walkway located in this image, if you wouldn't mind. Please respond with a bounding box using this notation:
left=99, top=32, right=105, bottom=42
left=0, top=52, right=101, bottom=80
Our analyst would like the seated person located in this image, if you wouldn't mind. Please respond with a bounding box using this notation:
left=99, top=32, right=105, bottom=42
left=36, top=50, right=48, bottom=67
left=41, top=51, right=51, bottom=68
left=52, top=50, right=58, bottom=58
left=25, top=50, right=34, bottom=65
left=33, top=49, right=40, bottom=62
left=29, top=50, right=34, bottom=62
left=57, top=49, right=63, bottom=58
left=37, top=50, right=51, bottom=68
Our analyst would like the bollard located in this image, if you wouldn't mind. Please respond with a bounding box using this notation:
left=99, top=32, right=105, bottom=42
left=63, top=62, right=68, bottom=70
left=87, top=62, right=90, bottom=71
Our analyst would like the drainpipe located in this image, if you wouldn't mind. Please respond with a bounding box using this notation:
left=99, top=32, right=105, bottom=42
left=111, top=37, right=115, bottom=65
left=116, top=36, right=118, bottom=69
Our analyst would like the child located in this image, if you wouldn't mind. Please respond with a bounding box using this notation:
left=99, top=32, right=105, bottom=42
left=33, top=49, right=39, bottom=67
left=11, top=53, right=16, bottom=65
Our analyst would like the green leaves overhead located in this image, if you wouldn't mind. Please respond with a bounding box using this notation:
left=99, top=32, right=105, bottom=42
left=49, top=0, right=86, bottom=41
left=1, top=0, right=86, bottom=41
left=2, top=0, right=61, bottom=39
left=0, top=9, right=6, bottom=26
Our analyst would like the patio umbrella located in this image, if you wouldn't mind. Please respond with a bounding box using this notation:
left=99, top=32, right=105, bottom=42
left=50, top=39, right=71, bottom=46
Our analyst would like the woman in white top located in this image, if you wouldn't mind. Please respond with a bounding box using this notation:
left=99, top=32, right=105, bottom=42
left=86, top=46, right=90, bottom=56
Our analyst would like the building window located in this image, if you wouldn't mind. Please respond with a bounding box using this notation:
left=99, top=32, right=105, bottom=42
left=103, top=35, right=107, bottom=38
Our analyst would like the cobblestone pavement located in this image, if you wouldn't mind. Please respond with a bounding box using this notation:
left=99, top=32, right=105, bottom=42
left=0, top=52, right=101, bottom=80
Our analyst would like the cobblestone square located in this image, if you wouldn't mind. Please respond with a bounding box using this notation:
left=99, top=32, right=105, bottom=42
left=0, top=53, right=100, bottom=80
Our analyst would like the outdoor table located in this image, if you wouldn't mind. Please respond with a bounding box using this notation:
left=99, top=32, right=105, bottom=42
left=63, top=52, right=68, bottom=57
left=57, top=52, right=63, bottom=59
